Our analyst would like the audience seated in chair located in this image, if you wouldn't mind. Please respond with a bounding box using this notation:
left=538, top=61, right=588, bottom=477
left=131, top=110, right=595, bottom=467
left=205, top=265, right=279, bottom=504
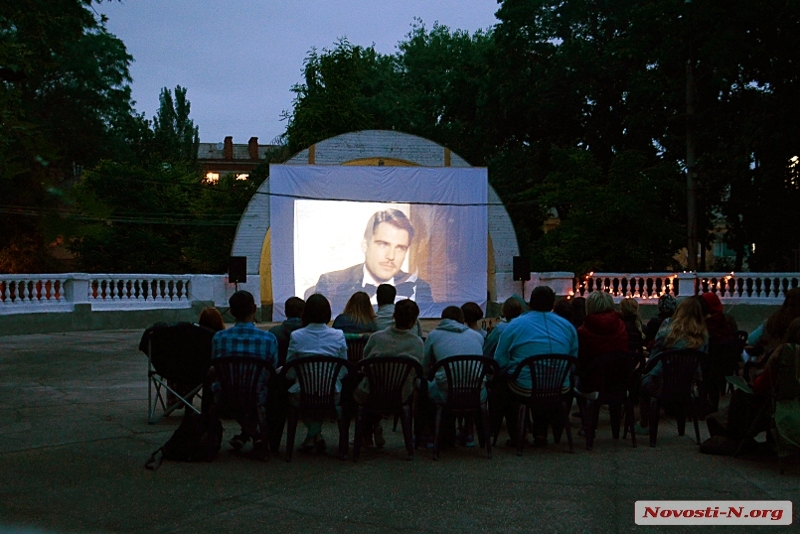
left=209, top=290, right=278, bottom=459
left=422, top=305, right=485, bottom=447
left=374, top=284, right=424, bottom=337
left=708, top=318, right=800, bottom=452
left=576, top=291, right=628, bottom=400
left=619, top=298, right=645, bottom=356
left=492, top=286, right=579, bottom=447
left=461, top=301, right=487, bottom=340
left=269, top=297, right=305, bottom=367
left=644, top=294, right=676, bottom=349
left=483, top=297, right=526, bottom=359
left=636, top=297, right=707, bottom=435
left=286, top=293, right=349, bottom=453
left=353, top=299, right=424, bottom=449
left=333, top=291, right=379, bottom=334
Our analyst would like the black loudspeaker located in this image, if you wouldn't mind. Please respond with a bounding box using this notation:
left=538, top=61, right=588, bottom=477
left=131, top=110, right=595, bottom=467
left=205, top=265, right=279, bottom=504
left=513, top=256, right=531, bottom=282
left=228, top=256, right=247, bottom=284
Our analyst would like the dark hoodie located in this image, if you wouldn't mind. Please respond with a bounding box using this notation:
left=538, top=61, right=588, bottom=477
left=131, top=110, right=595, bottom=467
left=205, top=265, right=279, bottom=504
left=577, top=311, right=628, bottom=392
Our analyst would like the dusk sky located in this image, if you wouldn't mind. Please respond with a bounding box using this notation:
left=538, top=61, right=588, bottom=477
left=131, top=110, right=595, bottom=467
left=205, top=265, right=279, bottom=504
left=96, top=0, right=500, bottom=147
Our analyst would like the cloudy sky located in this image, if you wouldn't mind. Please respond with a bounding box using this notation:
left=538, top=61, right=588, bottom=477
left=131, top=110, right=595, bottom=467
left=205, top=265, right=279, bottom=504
left=96, top=0, right=500, bottom=146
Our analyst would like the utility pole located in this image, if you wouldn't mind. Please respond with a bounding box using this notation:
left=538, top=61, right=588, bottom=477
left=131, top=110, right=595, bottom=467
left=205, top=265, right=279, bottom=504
left=686, top=58, right=698, bottom=271
left=685, top=0, right=698, bottom=271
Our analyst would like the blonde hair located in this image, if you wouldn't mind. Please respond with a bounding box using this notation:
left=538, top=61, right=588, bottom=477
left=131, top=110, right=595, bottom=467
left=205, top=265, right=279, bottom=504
left=343, top=291, right=376, bottom=326
left=664, top=298, right=707, bottom=349
left=619, top=298, right=642, bottom=333
left=585, top=291, right=615, bottom=316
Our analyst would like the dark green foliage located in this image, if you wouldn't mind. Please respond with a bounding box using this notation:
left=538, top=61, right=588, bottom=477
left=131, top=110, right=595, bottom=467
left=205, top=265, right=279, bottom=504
left=0, top=0, right=133, bottom=272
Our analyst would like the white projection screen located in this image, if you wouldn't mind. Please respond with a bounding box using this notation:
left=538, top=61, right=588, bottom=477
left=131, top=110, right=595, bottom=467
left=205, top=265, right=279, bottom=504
left=270, top=165, right=488, bottom=320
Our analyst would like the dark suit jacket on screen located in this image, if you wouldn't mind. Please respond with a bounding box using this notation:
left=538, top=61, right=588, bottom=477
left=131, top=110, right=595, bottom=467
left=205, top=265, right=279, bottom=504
left=306, top=263, right=432, bottom=312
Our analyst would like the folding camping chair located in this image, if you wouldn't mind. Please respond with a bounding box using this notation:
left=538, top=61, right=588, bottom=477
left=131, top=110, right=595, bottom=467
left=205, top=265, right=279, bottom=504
left=139, top=322, right=214, bottom=424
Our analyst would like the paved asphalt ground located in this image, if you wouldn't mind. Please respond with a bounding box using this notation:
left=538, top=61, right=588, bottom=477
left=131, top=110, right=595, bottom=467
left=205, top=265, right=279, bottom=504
left=0, top=328, right=797, bottom=533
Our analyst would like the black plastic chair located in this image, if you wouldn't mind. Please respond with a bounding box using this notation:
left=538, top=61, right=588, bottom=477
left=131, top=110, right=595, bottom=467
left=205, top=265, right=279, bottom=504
left=280, top=355, right=354, bottom=462
left=429, top=355, right=500, bottom=460
left=345, top=334, right=371, bottom=365
left=646, top=348, right=704, bottom=447
left=352, top=356, right=423, bottom=462
left=140, top=322, right=214, bottom=424
left=211, top=355, right=276, bottom=454
left=580, top=351, right=637, bottom=450
left=509, top=354, right=578, bottom=456
left=702, top=336, right=745, bottom=411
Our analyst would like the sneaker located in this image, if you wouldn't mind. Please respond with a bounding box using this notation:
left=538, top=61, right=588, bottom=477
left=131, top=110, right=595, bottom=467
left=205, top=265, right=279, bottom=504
left=373, top=425, right=385, bottom=449
left=229, top=433, right=249, bottom=451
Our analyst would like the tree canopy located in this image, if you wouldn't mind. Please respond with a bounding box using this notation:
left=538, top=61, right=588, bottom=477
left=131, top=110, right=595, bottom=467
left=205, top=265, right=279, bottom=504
left=283, top=2, right=800, bottom=273
left=6, top=1, right=800, bottom=274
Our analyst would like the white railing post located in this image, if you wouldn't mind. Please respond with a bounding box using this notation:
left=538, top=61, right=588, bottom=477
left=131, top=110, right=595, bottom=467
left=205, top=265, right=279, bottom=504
left=676, top=272, right=697, bottom=298
left=64, top=274, right=90, bottom=306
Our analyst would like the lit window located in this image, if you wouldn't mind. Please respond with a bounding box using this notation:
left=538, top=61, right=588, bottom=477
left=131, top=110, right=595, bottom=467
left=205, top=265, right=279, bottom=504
left=204, top=172, right=219, bottom=184
left=787, top=156, right=800, bottom=189
left=236, top=173, right=249, bottom=181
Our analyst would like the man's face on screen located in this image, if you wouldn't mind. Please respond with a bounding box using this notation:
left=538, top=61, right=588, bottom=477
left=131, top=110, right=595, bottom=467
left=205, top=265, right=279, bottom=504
left=362, top=222, right=410, bottom=282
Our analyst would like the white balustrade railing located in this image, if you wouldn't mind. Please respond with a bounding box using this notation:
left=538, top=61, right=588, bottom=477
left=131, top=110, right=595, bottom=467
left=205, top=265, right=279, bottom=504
left=2, top=271, right=799, bottom=317
left=0, top=275, right=72, bottom=312
left=695, top=272, right=800, bottom=303
left=575, top=273, right=678, bottom=302
left=87, top=274, right=193, bottom=310
left=572, top=272, right=800, bottom=304
left=0, top=273, right=260, bottom=315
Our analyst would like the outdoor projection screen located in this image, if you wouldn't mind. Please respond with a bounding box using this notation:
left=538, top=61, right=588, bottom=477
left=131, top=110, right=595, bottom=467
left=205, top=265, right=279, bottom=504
left=269, top=165, right=488, bottom=320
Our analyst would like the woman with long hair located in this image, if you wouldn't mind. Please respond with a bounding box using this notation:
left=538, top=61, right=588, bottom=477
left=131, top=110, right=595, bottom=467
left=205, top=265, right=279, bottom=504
left=332, top=291, right=378, bottom=334
left=636, top=297, right=708, bottom=432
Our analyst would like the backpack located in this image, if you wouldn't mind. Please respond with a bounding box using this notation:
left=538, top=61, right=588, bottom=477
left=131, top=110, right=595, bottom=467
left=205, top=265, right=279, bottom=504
left=144, top=408, right=223, bottom=471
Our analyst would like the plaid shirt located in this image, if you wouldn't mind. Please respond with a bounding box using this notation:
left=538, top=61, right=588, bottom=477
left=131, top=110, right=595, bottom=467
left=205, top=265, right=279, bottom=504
left=211, top=323, right=278, bottom=404
left=212, top=322, right=278, bottom=366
